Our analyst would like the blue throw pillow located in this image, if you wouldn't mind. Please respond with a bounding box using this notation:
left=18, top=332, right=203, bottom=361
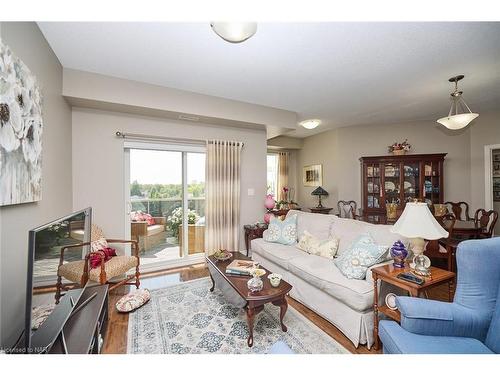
left=263, top=214, right=298, bottom=245
left=334, top=233, right=388, bottom=279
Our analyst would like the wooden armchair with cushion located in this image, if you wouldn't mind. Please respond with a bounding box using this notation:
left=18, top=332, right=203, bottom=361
left=55, top=224, right=140, bottom=303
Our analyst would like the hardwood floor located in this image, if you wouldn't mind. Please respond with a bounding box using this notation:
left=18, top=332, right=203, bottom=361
left=102, top=263, right=452, bottom=354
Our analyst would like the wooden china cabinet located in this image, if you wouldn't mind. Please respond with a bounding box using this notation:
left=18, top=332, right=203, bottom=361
left=359, top=153, right=446, bottom=220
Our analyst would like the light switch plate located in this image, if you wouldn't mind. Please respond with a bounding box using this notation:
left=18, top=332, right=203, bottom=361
left=247, top=188, right=255, bottom=196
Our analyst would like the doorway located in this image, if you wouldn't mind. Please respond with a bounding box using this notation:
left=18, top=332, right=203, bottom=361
left=125, top=143, right=206, bottom=271
left=484, top=144, right=500, bottom=236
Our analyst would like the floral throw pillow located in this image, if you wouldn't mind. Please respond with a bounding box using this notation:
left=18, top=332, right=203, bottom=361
left=334, top=233, right=388, bottom=279
left=297, top=230, right=339, bottom=259
left=263, top=214, right=298, bottom=245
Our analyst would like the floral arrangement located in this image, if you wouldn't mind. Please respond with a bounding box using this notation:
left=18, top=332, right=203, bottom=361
left=0, top=40, right=43, bottom=206
left=276, top=186, right=298, bottom=209
left=388, top=139, right=411, bottom=154
left=167, top=207, right=200, bottom=237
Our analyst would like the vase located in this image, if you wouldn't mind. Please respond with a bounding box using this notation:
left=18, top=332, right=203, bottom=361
left=392, top=149, right=406, bottom=156
left=390, top=240, right=408, bottom=268
left=264, top=194, right=276, bottom=210
left=247, top=275, right=263, bottom=292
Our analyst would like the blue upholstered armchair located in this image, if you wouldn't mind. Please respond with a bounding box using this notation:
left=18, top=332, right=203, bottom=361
left=379, top=237, right=500, bottom=354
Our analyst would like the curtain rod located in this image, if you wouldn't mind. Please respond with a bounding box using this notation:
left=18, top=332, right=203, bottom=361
left=115, top=131, right=244, bottom=146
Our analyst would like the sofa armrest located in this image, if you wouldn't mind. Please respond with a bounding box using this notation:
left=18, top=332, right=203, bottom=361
left=397, top=296, right=491, bottom=341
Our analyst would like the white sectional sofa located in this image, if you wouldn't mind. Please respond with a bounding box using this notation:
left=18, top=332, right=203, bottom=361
left=251, top=210, right=408, bottom=349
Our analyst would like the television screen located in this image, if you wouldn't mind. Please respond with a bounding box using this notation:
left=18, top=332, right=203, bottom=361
left=25, top=207, right=91, bottom=352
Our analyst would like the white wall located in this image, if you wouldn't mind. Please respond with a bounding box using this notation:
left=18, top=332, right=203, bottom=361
left=0, top=22, right=72, bottom=348
left=72, top=108, right=267, bottom=250
left=296, top=120, right=472, bottom=212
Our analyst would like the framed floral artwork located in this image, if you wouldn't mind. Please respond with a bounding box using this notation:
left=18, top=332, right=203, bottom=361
left=303, top=164, right=322, bottom=187
left=0, top=39, right=43, bottom=206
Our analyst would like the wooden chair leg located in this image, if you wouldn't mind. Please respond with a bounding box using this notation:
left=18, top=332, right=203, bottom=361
left=55, top=275, right=63, bottom=304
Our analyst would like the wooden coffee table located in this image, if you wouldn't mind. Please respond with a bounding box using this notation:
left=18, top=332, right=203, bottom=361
left=371, top=262, right=455, bottom=350
left=206, top=252, right=292, bottom=347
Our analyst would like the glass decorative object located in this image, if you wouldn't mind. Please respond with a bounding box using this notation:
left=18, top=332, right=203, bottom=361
left=247, top=268, right=266, bottom=292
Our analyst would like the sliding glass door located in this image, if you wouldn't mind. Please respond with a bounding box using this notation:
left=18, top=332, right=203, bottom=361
left=125, top=143, right=205, bottom=269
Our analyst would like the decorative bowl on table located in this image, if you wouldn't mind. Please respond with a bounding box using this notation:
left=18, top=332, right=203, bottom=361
left=268, top=273, right=283, bottom=287
left=213, top=249, right=232, bottom=261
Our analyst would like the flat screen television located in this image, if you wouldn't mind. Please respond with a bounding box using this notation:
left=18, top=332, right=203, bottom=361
left=24, top=207, right=92, bottom=353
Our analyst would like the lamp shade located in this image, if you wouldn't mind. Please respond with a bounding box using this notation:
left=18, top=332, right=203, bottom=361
left=390, top=202, right=448, bottom=239
left=437, top=113, right=479, bottom=130
left=311, top=186, right=328, bottom=196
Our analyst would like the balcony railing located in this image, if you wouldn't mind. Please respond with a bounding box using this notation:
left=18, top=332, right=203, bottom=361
left=131, top=197, right=205, bottom=219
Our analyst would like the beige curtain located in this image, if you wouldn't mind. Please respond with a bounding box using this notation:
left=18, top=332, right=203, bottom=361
left=277, top=152, right=289, bottom=201
left=205, top=140, right=243, bottom=254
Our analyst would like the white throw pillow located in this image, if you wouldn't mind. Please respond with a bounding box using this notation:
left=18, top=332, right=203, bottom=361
left=296, top=230, right=339, bottom=259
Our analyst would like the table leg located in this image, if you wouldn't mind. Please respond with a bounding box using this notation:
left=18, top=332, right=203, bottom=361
left=448, top=280, right=454, bottom=302
left=373, top=275, right=379, bottom=350
left=245, top=232, right=250, bottom=256
left=246, top=306, right=255, bottom=347
left=209, top=272, right=215, bottom=292
left=272, top=296, right=288, bottom=332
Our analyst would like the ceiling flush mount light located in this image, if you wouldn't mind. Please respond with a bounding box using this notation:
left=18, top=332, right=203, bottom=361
left=437, top=75, right=479, bottom=130
left=299, top=119, right=321, bottom=130
left=210, top=22, right=257, bottom=43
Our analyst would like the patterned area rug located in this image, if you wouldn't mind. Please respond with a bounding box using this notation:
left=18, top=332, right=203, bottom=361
left=127, top=277, right=348, bottom=354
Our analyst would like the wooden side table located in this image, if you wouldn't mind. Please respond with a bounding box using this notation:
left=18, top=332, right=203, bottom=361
left=309, top=207, right=332, bottom=214
left=371, top=263, right=455, bottom=350
left=243, top=224, right=268, bottom=256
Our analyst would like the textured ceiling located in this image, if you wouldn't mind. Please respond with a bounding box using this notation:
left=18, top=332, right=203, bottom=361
left=38, top=22, right=500, bottom=137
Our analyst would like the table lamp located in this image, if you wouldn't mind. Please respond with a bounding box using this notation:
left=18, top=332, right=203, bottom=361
left=390, top=202, right=449, bottom=276
left=311, top=186, right=328, bottom=208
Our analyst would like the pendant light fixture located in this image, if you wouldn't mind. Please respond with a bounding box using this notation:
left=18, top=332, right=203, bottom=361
left=437, top=75, right=479, bottom=130
left=299, top=119, right=321, bottom=130
left=210, top=22, right=257, bottom=43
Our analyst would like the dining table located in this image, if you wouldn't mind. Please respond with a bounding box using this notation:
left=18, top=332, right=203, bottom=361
left=441, top=218, right=483, bottom=239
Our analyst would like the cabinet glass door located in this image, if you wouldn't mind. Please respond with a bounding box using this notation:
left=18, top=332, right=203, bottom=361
left=423, top=160, right=441, bottom=204
left=403, top=161, right=419, bottom=203
left=366, top=163, right=381, bottom=209
left=383, top=162, right=401, bottom=207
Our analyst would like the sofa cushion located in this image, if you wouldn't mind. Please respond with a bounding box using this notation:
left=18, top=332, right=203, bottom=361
left=147, top=224, right=164, bottom=237
left=334, top=233, right=389, bottom=279
left=263, top=214, right=298, bottom=245
left=330, top=216, right=372, bottom=255
left=331, top=216, right=409, bottom=258
left=286, top=210, right=334, bottom=240
left=251, top=238, right=307, bottom=270
left=297, top=230, right=339, bottom=259
left=288, top=255, right=374, bottom=311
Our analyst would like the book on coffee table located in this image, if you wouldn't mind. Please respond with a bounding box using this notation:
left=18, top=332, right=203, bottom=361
left=225, top=260, right=258, bottom=276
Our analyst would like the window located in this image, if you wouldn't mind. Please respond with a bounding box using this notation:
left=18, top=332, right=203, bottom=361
left=267, top=153, right=278, bottom=197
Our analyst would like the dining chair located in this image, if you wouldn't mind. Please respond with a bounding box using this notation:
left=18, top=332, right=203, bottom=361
left=444, top=201, right=472, bottom=221
left=337, top=200, right=358, bottom=219
left=431, top=213, right=458, bottom=272
left=474, top=209, right=499, bottom=239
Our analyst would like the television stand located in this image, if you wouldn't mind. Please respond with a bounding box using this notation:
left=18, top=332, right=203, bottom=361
left=48, top=285, right=108, bottom=354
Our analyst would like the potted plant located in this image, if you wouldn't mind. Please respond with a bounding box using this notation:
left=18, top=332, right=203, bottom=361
left=388, top=139, right=411, bottom=155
